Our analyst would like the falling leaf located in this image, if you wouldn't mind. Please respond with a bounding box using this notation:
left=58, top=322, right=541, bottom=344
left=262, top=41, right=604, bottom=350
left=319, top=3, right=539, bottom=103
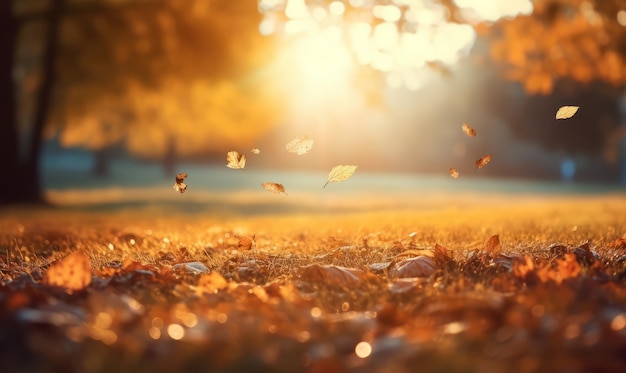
left=261, top=182, right=287, bottom=195
left=238, top=234, right=256, bottom=250
left=483, top=234, right=501, bottom=256
left=226, top=151, right=246, bottom=169
left=461, top=122, right=476, bottom=137
left=173, top=172, right=188, bottom=193
left=475, top=154, right=492, bottom=170
left=556, top=106, right=579, bottom=119
left=251, top=148, right=261, bottom=154
left=44, top=251, right=92, bottom=292
left=449, top=168, right=459, bottom=179
left=324, top=165, right=358, bottom=188
left=285, top=136, right=314, bottom=155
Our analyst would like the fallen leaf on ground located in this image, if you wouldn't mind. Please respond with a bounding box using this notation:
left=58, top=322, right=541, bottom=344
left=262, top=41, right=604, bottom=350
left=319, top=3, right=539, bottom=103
left=238, top=235, right=256, bottom=250
left=389, top=256, right=435, bottom=278
left=483, top=234, right=501, bottom=256
left=324, top=165, right=358, bottom=188
left=475, top=154, right=492, bottom=170
left=299, top=264, right=362, bottom=287
left=461, top=122, right=476, bottom=137
left=226, top=151, right=246, bottom=169
left=285, top=136, right=314, bottom=155
left=449, top=168, right=459, bottom=179
left=173, top=173, right=188, bottom=193
left=261, top=182, right=287, bottom=195
left=556, top=106, right=579, bottom=119
left=44, top=251, right=92, bottom=291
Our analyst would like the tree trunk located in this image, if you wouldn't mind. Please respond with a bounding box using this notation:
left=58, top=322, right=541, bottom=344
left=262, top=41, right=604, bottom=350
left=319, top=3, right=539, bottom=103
left=0, top=0, right=63, bottom=205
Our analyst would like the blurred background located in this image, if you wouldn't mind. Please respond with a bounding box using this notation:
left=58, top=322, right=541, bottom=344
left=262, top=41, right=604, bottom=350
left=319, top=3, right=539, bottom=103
left=2, top=0, right=626, bottom=208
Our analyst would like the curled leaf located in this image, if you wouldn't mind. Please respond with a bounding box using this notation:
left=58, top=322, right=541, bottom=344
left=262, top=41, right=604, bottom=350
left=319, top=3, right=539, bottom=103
left=461, top=122, right=476, bottom=137
left=389, top=256, right=435, bottom=279
left=226, top=151, right=246, bottom=169
left=299, top=264, right=362, bottom=287
left=285, top=136, right=314, bottom=155
left=261, top=182, right=287, bottom=195
left=483, top=234, right=501, bottom=256
left=173, top=172, right=188, bottom=193
left=449, top=168, right=459, bottom=179
left=324, top=165, right=357, bottom=188
left=238, top=235, right=256, bottom=250
left=475, top=154, right=492, bottom=170
left=44, top=251, right=92, bottom=292
left=556, top=106, right=579, bottom=120
left=251, top=148, right=261, bottom=154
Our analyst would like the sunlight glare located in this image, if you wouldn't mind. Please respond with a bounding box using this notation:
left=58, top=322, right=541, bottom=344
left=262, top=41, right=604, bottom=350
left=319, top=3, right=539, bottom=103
left=355, top=341, right=372, bottom=358
left=453, top=0, right=533, bottom=22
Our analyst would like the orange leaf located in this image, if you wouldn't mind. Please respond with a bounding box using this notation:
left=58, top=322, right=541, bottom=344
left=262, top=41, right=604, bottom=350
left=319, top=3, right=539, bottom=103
left=483, top=234, right=501, bottom=256
left=261, top=182, right=287, bottom=195
left=238, top=234, right=256, bottom=250
left=299, top=264, right=362, bottom=287
left=173, top=172, right=188, bottom=193
left=44, top=251, right=92, bottom=292
left=389, top=256, right=435, bottom=278
left=461, top=122, right=476, bottom=137
left=475, top=154, right=492, bottom=170
left=449, top=168, right=459, bottom=179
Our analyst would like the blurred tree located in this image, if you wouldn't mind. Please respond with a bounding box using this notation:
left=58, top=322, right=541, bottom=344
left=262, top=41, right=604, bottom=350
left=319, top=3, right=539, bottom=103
left=1, top=0, right=280, bottom=204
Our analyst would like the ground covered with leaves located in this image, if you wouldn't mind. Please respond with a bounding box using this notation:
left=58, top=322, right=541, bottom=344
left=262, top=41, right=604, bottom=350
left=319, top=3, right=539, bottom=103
left=2, top=195, right=626, bottom=373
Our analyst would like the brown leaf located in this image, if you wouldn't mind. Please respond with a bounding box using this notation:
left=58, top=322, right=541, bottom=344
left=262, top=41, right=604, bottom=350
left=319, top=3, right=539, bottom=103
left=44, top=251, right=92, bottom=292
left=299, top=264, right=362, bottom=287
left=556, top=253, right=581, bottom=283
left=461, top=122, right=476, bottom=137
left=449, top=168, right=459, bottom=179
left=475, top=154, right=492, bottom=170
left=226, top=151, right=246, bottom=169
left=173, top=172, right=188, bottom=193
left=434, top=243, right=455, bottom=269
left=238, top=235, right=256, bottom=250
left=389, top=256, right=435, bottom=279
left=261, top=182, right=287, bottom=195
left=483, top=234, right=501, bottom=256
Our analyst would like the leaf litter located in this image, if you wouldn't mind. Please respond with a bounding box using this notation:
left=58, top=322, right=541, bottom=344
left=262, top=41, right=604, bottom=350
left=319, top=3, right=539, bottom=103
left=2, top=207, right=626, bottom=373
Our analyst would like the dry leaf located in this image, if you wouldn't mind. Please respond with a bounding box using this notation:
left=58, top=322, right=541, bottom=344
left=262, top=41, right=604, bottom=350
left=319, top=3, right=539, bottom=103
left=285, top=136, right=314, bottom=155
left=389, top=256, right=435, bottom=279
left=475, top=154, right=492, bottom=170
left=173, top=172, right=188, bottom=193
left=556, top=106, right=579, bottom=120
left=238, top=235, right=256, bottom=250
left=461, top=122, right=476, bottom=137
left=251, top=148, right=261, bottom=154
left=483, top=234, right=501, bottom=256
left=226, top=151, right=246, bottom=169
left=449, top=168, right=459, bottom=179
left=324, top=165, right=357, bottom=188
left=261, top=182, right=287, bottom=195
left=299, top=264, right=362, bottom=287
left=44, top=251, right=92, bottom=292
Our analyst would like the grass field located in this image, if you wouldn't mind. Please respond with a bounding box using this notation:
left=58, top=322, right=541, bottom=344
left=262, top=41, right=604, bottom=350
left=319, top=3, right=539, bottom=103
left=1, top=192, right=626, bottom=372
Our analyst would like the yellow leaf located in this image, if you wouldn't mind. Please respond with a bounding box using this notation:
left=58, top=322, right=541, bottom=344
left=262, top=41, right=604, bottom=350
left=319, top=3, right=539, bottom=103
left=251, top=148, right=261, bottom=154
left=261, top=182, right=287, bottom=195
left=461, top=122, right=476, bottom=137
left=226, top=151, right=246, bottom=169
left=556, top=106, right=579, bottom=120
left=475, top=154, right=492, bottom=170
left=285, top=136, right=314, bottom=155
left=449, top=168, right=459, bottom=179
left=324, top=165, right=357, bottom=188
left=44, top=251, right=92, bottom=292
left=238, top=234, right=256, bottom=250
left=173, top=172, right=188, bottom=193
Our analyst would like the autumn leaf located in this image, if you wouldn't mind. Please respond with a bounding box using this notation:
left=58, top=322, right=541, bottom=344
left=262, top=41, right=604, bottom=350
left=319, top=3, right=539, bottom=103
left=285, top=136, right=314, bottom=155
left=449, top=168, right=459, bottom=179
left=44, top=251, right=92, bottom=292
left=475, top=154, right=492, bottom=170
left=251, top=148, right=261, bottom=154
left=173, top=172, right=188, bottom=193
left=261, top=182, right=287, bottom=195
left=238, top=234, right=256, bottom=250
left=299, top=264, right=362, bottom=287
left=226, top=151, right=246, bottom=169
left=555, top=106, right=579, bottom=120
left=483, top=234, right=501, bottom=256
left=324, top=165, right=357, bottom=188
left=389, top=256, right=435, bottom=279
left=461, top=122, right=476, bottom=137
